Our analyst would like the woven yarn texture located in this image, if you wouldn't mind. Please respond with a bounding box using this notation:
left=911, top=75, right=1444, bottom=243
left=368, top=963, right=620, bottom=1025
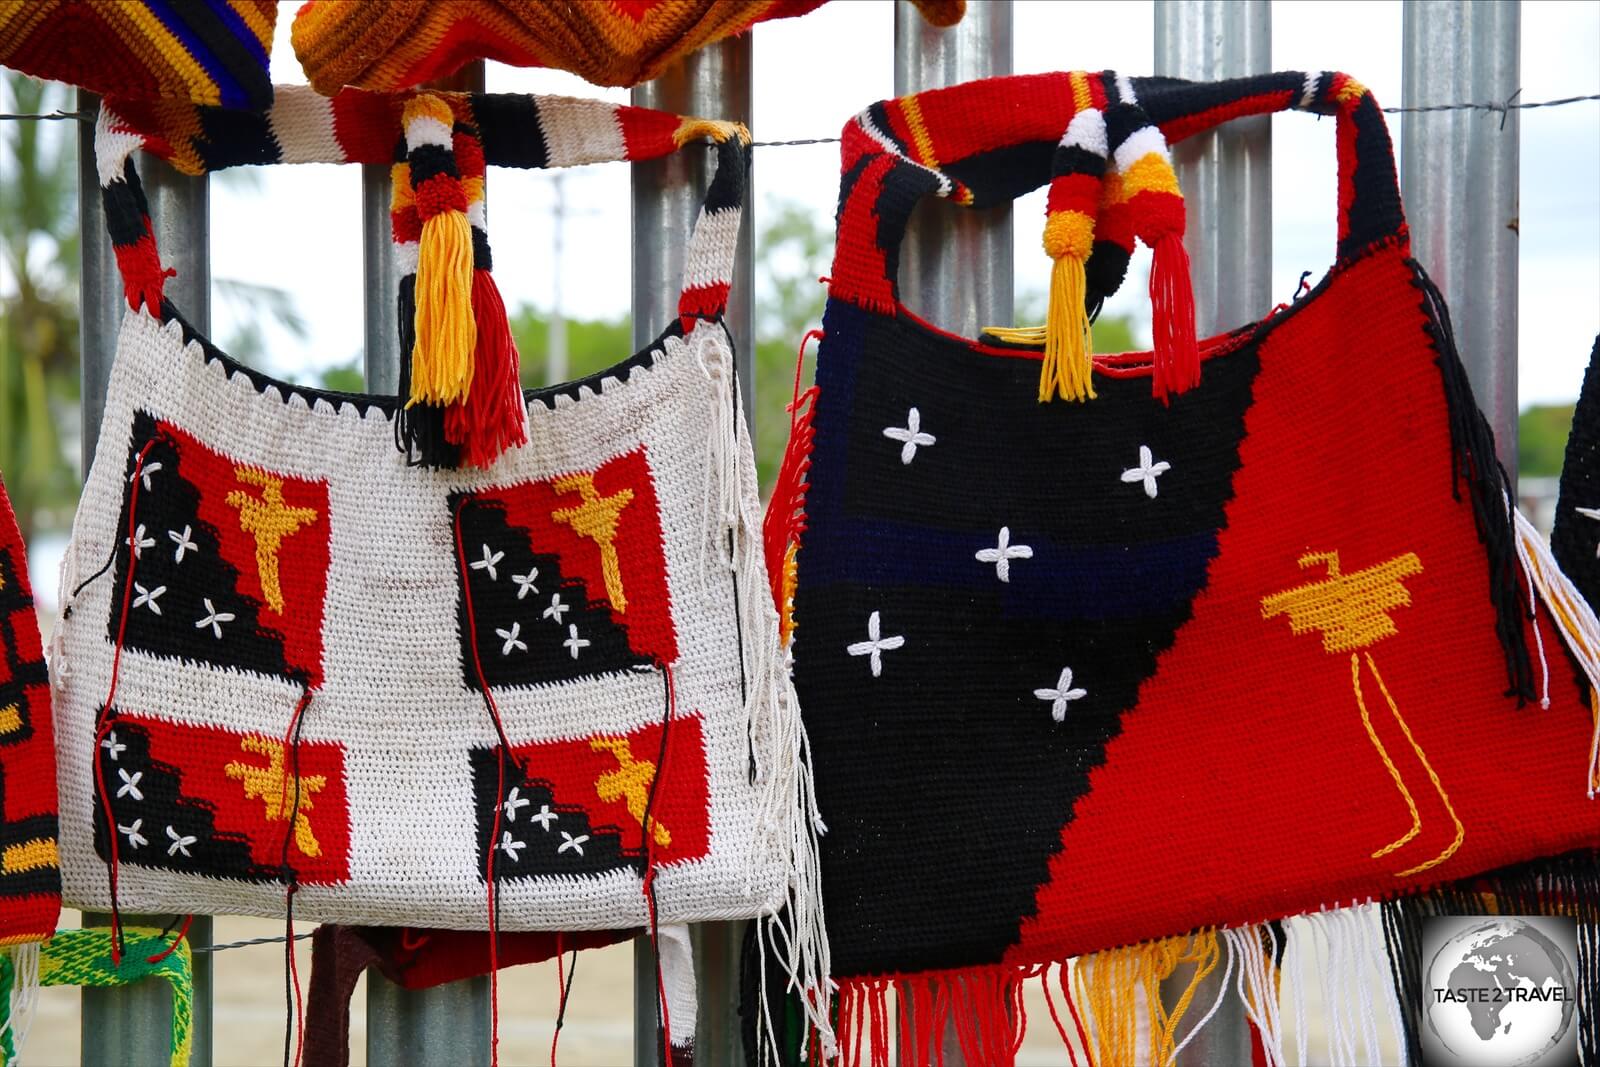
left=785, top=70, right=1600, bottom=986
left=55, top=309, right=783, bottom=930
left=289, top=0, right=963, bottom=93
left=55, top=89, right=793, bottom=934
left=0, top=475, right=58, bottom=946
left=0, top=0, right=274, bottom=109
left=1552, top=337, right=1600, bottom=609
left=0, top=927, right=192, bottom=1067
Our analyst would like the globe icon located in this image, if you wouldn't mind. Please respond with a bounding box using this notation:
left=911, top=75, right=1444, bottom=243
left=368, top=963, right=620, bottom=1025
left=1425, top=918, right=1576, bottom=1066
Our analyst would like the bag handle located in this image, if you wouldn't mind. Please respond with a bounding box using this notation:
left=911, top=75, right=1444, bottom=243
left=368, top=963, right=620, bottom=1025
left=95, top=85, right=748, bottom=334
left=829, top=69, right=1404, bottom=343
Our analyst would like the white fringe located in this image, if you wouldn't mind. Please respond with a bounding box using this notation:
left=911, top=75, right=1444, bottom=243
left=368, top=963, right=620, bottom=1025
left=1277, top=905, right=1407, bottom=1067
left=1227, top=924, right=1288, bottom=1067
left=1510, top=503, right=1600, bottom=795
left=697, top=326, right=742, bottom=588
left=2, top=942, right=42, bottom=1065
left=701, top=321, right=833, bottom=1062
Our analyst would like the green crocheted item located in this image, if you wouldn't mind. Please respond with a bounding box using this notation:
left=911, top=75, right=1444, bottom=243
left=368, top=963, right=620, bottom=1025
left=1, top=928, right=192, bottom=1067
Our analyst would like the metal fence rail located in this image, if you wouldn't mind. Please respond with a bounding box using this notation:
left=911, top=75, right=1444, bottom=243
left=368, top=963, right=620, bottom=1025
left=62, top=1, right=1525, bottom=1063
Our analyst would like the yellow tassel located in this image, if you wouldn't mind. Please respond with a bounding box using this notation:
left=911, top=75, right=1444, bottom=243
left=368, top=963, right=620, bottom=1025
left=410, top=209, right=476, bottom=407
left=1041, top=252, right=1094, bottom=402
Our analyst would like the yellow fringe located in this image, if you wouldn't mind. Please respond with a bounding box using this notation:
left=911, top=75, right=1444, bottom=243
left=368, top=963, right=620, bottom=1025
left=410, top=210, right=476, bottom=406
left=1073, top=932, right=1223, bottom=1067
left=1040, top=254, right=1094, bottom=402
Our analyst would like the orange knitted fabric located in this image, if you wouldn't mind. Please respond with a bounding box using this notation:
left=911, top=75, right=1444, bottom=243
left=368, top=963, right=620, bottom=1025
left=291, top=0, right=964, bottom=93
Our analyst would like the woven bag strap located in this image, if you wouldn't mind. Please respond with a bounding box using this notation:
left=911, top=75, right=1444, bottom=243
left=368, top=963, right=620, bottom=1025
left=94, top=86, right=748, bottom=323
left=828, top=69, right=1404, bottom=314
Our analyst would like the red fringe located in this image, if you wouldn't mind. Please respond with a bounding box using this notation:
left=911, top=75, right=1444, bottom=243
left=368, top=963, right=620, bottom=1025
left=831, top=968, right=1027, bottom=1067
left=1149, top=232, right=1200, bottom=401
left=762, top=330, right=823, bottom=617
left=445, top=270, right=528, bottom=469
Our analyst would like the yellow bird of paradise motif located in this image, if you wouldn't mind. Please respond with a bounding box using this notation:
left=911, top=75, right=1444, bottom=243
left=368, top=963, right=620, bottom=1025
left=225, top=466, right=317, bottom=615
left=224, top=736, right=326, bottom=858
left=552, top=473, right=634, bottom=614
left=1260, top=549, right=1464, bottom=878
left=591, top=736, right=670, bottom=848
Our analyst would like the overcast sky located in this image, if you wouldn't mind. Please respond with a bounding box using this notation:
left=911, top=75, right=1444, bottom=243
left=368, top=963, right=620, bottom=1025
left=190, top=1, right=1599, bottom=407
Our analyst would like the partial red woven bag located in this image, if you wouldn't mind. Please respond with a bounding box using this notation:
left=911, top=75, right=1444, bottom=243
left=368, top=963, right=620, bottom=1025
left=0, top=474, right=59, bottom=945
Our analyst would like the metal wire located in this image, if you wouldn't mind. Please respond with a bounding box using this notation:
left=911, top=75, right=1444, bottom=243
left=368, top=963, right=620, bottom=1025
left=189, top=932, right=315, bottom=954
left=5, top=92, right=1596, bottom=135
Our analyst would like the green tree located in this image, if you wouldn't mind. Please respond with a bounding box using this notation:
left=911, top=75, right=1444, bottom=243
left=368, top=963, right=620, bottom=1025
left=0, top=75, right=81, bottom=537
left=1520, top=403, right=1576, bottom=477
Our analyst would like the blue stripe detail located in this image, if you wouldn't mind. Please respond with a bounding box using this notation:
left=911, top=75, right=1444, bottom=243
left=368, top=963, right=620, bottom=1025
left=203, top=0, right=269, bottom=67
left=143, top=0, right=244, bottom=110
left=800, top=518, right=1220, bottom=621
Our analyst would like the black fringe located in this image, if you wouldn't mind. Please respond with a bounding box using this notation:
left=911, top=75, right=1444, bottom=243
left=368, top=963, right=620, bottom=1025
left=1411, top=259, right=1535, bottom=704
left=393, top=273, right=461, bottom=469
left=1381, top=849, right=1600, bottom=1064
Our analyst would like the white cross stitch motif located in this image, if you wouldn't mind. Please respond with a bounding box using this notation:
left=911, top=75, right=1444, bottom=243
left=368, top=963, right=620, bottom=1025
left=127, top=524, right=155, bottom=559
left=1034, top=667, right=1088, bottom=722
left=558, top=832, right=589, bottom=855
left=543, top=594, right=569, bottom=623
left=499, top=832, right=525, bottom=862
left=975, top=527, right=1033, bottom=583
left=471, top=544, right=504, bottom=581
left=495, top=622, right=527, bottom=656
left=119, top=819, right=147, bottom=850
left=882, top=407, right=937, bottom=465
left=502, top=787, right=530, bottom=821
left=512, top=569, right=540, bottom=599
left=195, top=598, right=235, bottom=639
left=132, top=582, right=166, bottom=615
left=117, top=769, right=144, bottom=800
left=530, top=805, right=558, bottom=830
left=131, top=461, right=162, bottom=491
left=169, top=525, right=198, bottom=563
left=1121, top=445, right=1171, bottom=499
left=847, top=611, right=905, bottom=678
left=101, top=731, right=125, bottom=761
left=564, top=625, right=591, bottom=659
left=166, top=825, right=197, bottom=858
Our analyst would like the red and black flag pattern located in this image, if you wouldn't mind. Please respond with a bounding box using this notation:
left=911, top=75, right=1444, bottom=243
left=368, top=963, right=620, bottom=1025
left=0, top=476, right=59, bottom=943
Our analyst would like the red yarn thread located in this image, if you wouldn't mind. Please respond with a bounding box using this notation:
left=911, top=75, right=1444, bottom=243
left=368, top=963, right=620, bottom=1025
left=145, top=913, right=194, bottom=964
left=1149, top=232, right=1200, bottom=401
left=643, top=662, right=679, bottom=1065
left=444, top=270, right=527, bottom=468
left=95, top=439, right=157, bottom=965
left=453, top=499, right=521, bottom=1067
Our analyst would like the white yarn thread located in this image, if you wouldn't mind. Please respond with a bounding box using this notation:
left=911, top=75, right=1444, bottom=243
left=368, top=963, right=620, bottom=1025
left=1, top=943, right=41, bottom=1064
left=1284, top=917, right=1310, bottom=1067
left=1168, top=933, right=1235, bottom=1064
left=1510, top=501, right=1600, bottom=793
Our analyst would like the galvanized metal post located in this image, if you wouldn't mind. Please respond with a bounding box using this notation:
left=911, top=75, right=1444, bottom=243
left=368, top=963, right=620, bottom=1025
left=364, top=64, right=493, bottom=1067
left=631, top=35, right=754, bottom=1067
left=893, top=0, right=1014, bottom=337
left=891, top=4, right=1012, bottom=1064
left=1153, top=4, right=1269, bottom=1065
left=1403, top=0, right=1521, bottom=476
left=78, top=90, right=216, bottom=1067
